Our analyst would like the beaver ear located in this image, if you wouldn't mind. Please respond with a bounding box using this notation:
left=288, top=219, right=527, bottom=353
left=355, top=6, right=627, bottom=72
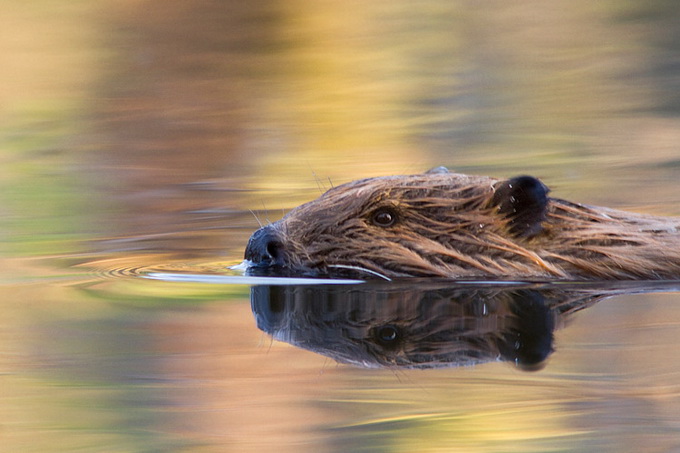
left=491, top=176, right=549, bottom=237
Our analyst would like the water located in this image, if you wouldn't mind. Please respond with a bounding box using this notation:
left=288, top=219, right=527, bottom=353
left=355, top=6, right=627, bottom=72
left=3, top=1, right=680, bottom=452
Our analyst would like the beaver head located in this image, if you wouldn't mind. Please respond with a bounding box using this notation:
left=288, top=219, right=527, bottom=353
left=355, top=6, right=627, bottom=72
left=244, top=168, right=680, bottom=280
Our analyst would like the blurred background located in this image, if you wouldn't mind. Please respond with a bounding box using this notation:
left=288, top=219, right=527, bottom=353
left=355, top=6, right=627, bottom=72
left=2, top=1, right=680, bottom=452
left=3, top=0, right=680, bottom=259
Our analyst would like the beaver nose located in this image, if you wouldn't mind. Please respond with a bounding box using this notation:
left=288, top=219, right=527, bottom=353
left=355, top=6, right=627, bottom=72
left=244, top=226, right=288, bottom=268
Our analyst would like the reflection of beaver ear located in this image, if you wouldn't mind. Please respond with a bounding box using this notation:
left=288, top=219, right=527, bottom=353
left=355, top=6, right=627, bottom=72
left=497, top=290, right=554, bottom=371
left=491, top=176, right=549, bottom=237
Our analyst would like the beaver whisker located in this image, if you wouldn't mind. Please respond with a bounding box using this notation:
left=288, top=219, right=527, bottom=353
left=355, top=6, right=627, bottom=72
left=327, top=264, right=393, bottom=281
left=249, top=209, right=263, bottom=228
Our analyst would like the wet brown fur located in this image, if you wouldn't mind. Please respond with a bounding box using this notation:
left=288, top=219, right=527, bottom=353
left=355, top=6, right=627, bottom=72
left=256, top=171, right=680, bottom=280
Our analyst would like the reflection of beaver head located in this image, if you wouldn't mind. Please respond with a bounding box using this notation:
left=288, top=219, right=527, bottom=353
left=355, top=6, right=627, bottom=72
left=245, top=168, right=680, bottom=280
left=251, top=284, right=603, bottom=370
left=251, top=281, right=678, bottom=369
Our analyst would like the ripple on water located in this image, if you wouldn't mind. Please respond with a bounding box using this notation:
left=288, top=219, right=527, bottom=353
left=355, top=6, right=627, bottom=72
left=77, top=255, right=364, bottom=285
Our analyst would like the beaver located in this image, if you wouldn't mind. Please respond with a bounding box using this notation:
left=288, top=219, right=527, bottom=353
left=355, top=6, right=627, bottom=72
left=244, top=167, right=680, bottom=280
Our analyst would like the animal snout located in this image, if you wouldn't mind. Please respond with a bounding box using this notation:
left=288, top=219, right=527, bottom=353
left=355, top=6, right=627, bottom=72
left=244, top=225, right=288, bottom=268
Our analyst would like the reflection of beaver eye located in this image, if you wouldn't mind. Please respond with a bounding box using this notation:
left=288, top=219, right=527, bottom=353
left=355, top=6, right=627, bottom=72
left=371, top=207, right=398, bottom=227
left=374, top=325, right=401, bottom=347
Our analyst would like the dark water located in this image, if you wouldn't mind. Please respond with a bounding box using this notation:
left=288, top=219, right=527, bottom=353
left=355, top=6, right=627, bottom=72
left=4, top=1, right=680, bottom=452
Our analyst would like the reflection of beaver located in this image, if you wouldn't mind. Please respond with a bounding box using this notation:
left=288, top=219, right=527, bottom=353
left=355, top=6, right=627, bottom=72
left=244, top=168, right=680, bottom=280
left=251, top=282, right=606, bottom=369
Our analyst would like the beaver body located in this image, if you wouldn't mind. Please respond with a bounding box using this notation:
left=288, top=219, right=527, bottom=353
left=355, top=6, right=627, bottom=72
left=244, top=168, right=680, bottom=280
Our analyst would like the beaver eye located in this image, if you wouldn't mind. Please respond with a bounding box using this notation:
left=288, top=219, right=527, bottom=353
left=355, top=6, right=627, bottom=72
left=371, top=207, right=398, bottom=227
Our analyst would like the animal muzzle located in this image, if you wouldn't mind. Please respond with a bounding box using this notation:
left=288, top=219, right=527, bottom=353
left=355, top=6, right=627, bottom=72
left=244, top=225, right=289, bottom=269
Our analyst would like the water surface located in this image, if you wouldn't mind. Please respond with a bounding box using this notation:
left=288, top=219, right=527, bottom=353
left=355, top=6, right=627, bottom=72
left=3, top=1, right=680, bottom=452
